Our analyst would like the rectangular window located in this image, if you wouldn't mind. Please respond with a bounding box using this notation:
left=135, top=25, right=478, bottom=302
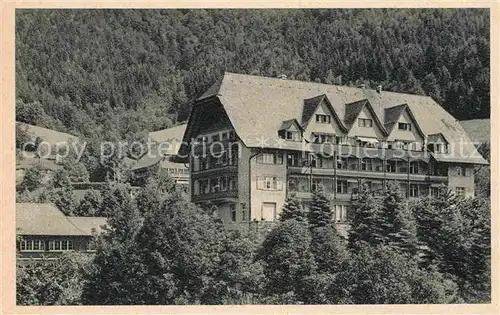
left=335, top=136, right=345, bottom=145
left=212, top=134, right=220, bottom=143
left=398, top=122, right=412, bottom=131
left=310, top=155, right=323, bottom=168
left=228, top=176, right=237, bottom=191
left=410, top=184, right=419, bottom=197
left=337, top=157, right=347, bottom=169
left=435, top=144, right=442, bottom=153
left=48, top=240, right=73, bottom=251
left=260, top=176, right=282, bottom=191
left=455, top=187, right=466, bottom=197
left=200, top=179, right=210, bottom=194
left=313, top=133, right=334, bottom=144
left=311, top=179, right=322, bottom=192
left=261, top=202, right=277, bottom=221
left=220, top=176, right=227, bottom=191
left=386, top=160, right=397, bottom=173
left=287, top=153, right=299, bottom=167
left=262, top=153, right=274, bottom=164
left=258, top=152, right=283, bottom=165
left=315, top=114, right=331, bottom=124
left=230, top=204, right=236, bottom=222
left=358, top=118, right=373, bottom=127
left=361, top=159, right=372, bottom=171
left=410, top=162, right=419, bottom=174
left=19, top=240, right=45, bottom=252
left=241, top=206, right=247, bottom=222
left=336, top=180, right=347, bottom=194
left=430, top=187, right=440, bottom=197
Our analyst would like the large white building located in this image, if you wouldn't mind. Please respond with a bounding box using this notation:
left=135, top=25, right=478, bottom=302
left=178, top=72, right=488, bottom=232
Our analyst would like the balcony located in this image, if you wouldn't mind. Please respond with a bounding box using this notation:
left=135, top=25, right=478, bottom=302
left=289, top=166, right=436, bottom=182
left=191, top=165, right=237, bottom=178
left=191, top=189, right=238, bottom=203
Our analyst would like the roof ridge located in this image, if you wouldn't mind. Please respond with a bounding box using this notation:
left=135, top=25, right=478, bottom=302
left=223, top=72, right=432, bottom=98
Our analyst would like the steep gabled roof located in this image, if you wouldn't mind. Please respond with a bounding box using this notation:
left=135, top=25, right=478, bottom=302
left=384, top=103, right=426, bottom=138
left=428, top=133, right=449, bottom=143
left=279, top=119, right=302, bottom=131
left=344, top=99, right=387, bottom=136
left=180, top=72, right=487, bottom=164
left=301, top=94, right=346, bottom=131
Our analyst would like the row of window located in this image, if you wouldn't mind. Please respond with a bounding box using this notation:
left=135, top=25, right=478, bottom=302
left=195, top=130, right=236, bottom=144
left=19, top=239, right=74, bottom=252
left=256, top=176, right=284, bottom=191
left=167, top=168, right=189, bottom=176
left=194, top=150, right=239, bottom=172
left=193, top=175, right=237, bottom=195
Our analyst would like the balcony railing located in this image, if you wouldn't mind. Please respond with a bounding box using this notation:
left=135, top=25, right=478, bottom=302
left=192, top=189, right=238, bottom=202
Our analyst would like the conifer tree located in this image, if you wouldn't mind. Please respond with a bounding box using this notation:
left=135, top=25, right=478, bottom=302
left=279, top=193, right=306, bottom=222
left=308, top=189, right=332, bottom=230
left=380, top=181, right=418, bottom=255
left=348, top=183, right=384, bottom=249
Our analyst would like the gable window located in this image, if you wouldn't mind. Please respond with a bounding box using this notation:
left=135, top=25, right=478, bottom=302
left=398, top=122, right=412, bottom=131
left=335, top=136, right=346, bottom=145
left=313, top=133, right=334, bottom=144
left=358, top=118, right=373, bottom=127
left=315, top=114, right=331, bottom=124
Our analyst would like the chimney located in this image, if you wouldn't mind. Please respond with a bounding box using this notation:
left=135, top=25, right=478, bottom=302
left=278, top=74, right=287, bottom=80
left=376, top=85, right=382, bottom=94
left=359, top=84, right=366, bottom=89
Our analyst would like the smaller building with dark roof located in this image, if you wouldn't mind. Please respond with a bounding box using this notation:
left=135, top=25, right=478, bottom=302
left=16, top=203, right=107, bottom=259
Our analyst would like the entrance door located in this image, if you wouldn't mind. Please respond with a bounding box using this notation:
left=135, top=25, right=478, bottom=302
left=261, top=202, right=277, bottom=221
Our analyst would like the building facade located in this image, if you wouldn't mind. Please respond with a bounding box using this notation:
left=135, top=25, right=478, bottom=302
left=130, top=124, right=189, bottom=188
left=178, top=73, right=488, bottom=232
left=16, top=203, right=107, bottom=260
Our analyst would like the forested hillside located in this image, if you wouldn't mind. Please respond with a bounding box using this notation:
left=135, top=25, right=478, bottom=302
left=16, top=9, right=489, bottom=141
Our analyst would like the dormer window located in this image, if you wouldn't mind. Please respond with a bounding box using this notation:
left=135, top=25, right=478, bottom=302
left=315, top=114, right=331, bottom=124
left=278, top=119, right=302, bottom=141
left=285, top=131, right=295, bottom=140
left=398, top=123, right=412, bottom=131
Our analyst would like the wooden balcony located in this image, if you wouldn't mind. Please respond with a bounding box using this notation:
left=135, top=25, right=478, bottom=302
left=288, top=166, right=446, bottom=183
left=191, top=189, right=238, bottom=203
left=191, top=165, right=237, bottom=178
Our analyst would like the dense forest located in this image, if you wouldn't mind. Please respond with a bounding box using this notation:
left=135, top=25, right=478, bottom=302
left=16, top=9, right=489, bottom=143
